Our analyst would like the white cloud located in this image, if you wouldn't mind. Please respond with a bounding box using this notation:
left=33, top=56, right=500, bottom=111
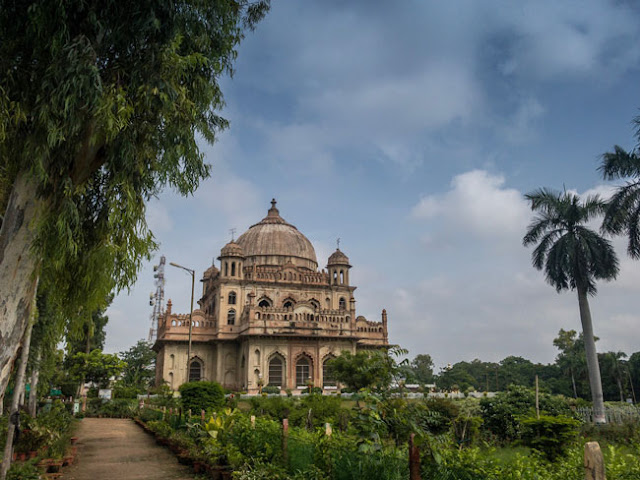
left=412, top=170, right=530, bottom=240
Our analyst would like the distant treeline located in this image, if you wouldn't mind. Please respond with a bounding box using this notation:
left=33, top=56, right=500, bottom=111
left=402, top=329, right=638, bottom=402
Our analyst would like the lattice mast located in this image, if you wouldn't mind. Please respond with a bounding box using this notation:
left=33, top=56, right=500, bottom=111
left=148, top=255, right=166, bottom=342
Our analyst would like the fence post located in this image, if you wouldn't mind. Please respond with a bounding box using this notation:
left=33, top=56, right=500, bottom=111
left=325, top=423, right=332, bottom=436
left=251, top=415, right=256, bottom=429
left=584, top=442, right=606, bottom=480
left=409, top=433, right=421, bottom=480
left=282, top=418, right=289, bottom=464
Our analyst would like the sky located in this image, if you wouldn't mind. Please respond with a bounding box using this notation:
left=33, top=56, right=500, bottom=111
left=106, top=0, right=640, bottom=369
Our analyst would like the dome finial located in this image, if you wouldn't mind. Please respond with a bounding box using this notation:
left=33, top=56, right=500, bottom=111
left=268, top=198, right=280, bottom=217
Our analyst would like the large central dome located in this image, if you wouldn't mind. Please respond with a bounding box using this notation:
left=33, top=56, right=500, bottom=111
left=236, top=199, right=318, bottom=271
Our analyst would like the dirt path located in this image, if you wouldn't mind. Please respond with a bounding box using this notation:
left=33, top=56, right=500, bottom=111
left=65, top=418, right=196, bottom=480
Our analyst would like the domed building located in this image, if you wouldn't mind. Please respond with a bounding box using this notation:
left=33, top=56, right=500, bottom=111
left=154, top=200, right=389, bottom=393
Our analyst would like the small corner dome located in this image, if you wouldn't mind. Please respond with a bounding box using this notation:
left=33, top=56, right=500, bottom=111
left=328, top=248, right=350, bottom=266
left=203, top=264, right=219, bottom=279
left=220, top=240, right=244, bottom=258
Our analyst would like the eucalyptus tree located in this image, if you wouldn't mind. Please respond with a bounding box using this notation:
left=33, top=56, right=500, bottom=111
left=0, top=0, right=269, bottom=399
left=600, top=116, right=640, bottom=257
left=553, top=328, right=591, bottom=399
left=523, top=188, right=619, bottom=423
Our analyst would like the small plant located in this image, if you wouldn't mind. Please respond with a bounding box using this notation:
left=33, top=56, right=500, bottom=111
left=179, top=381, right=225, bottom=413
left=146, top=420, right=174, bottom=439
left=519, top=414, right=581, bottom=461
left=7, top=460, right=40, bottom=480
left=262, top=385, right=281, bottom=395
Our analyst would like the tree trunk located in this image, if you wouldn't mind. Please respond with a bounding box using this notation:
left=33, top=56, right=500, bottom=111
left=570, top=367, right=578, bottom=398
left=0, top=316, right=35, bottom=480
left=617, top=376, right=624, bottom=403
left=28, top=349, right=41, bottom=417
left=577, top=287, right=606, bottom=424
left=0, top=172, right=42, bottom=401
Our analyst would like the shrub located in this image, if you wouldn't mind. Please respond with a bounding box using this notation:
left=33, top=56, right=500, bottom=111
left=230, top=416, right=283, bottom=464
left=479, top=385, right=572, bottom=441
left=179, top=381, right=225, bottom=413
left=113, top=385, right=142, bottom=399
left=250, top=396, right=295, bottom=421
left=7, top=460, right=40, bottom=480
left=146, top=420, right=174, bottom=439
left=99, top=399, right=137, bottom=418
left=262, top=385, right=281, bottom=395
left=519, top=414, right=581, bottom=461
left=582, top=418, right=640, bottom=445
left=290, top=394, right=345, bottom=429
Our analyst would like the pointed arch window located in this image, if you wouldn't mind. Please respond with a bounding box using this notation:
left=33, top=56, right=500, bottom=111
left=258, top=297, right=272, bottom=308
left=296, top=356, right=311, bottom=387
left=323, top=357, right=336, bottom=387
left=189, top=359, right=203, bottom=382
left=268, top=355, right=284, bottom=387
left=339, top=297, right=346, bottom=310
left=227, top=309, right=236, bottom=325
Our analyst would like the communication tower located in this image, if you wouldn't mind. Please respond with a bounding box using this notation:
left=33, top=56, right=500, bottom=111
left=148, top=255, right=166, bottom=342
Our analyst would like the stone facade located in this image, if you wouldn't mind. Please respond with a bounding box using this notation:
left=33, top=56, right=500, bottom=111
left=154, top=200, right=389, bottom=393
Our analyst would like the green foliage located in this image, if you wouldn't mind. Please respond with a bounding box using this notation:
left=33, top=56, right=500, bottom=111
left=6, top=460, right=40, bottom=480
left=479, top=386, right=573, bottom=441
left=262, top=385, right=281, bottom=394
left=600, top=115, right=640, bottom=259
left=289, top=394, right=347, bottom=430
left=113, top=383, right=143, bottom=399
left=230, top=415, right=283, bottom=464
left=424, top=397, right=460, bottom=427
left=65, top=296, right=111, bottom=358
left=232, top=460, right=290, bottom=480
left=421, top=442, right=640, bottom=479
left=250, top=395, right=294, bottom=421
left=146, top=420, right=174, bottom=439
left=0, top=0, right=271, bottom=399
left=16, top=401, right=74, bottom=458
left=67, top=348, right=126, bottom=388
left=119, top=339, right=156, bottom=389
left=523, top=188, right=619, bottom=294
left=96, top=399, right=137, bottom=418
left=581, top=416, right=640, bottom=446
left=133, top=395, right=640, bottom=480
left=179, top=381, right=224, bottom=413
left=519, top=414, right=580, bottom=461
left=329, top=347, right=407, bottom=391
left=410, top=354, right=435, bottom=384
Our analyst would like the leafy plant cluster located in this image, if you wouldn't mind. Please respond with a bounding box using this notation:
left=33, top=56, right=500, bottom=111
left=132, top=388, right=640, bottom=480
left=1, top=402, right=75, bottom=478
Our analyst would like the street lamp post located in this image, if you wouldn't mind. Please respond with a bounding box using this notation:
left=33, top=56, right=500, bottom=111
left=169, top=262, right=195, bottom=382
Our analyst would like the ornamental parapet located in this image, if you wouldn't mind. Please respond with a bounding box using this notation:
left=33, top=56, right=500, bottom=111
left=157, top=309, right=216, bottom=341
left=244, top=305, right=351, bottom=325
left=243, top=265, right=330, bottom=285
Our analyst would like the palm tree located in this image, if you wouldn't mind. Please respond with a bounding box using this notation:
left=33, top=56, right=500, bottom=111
left=600, top=117, right=640, bottom=258
left=523, top=188, right=619, bottom=423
